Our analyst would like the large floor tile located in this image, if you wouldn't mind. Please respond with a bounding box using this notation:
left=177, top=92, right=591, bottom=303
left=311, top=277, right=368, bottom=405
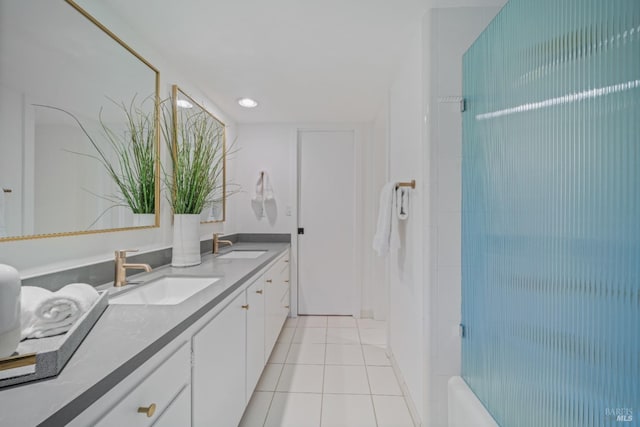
left=362, top=344, right=391, bottom=366
left=276, top=364, right=324, bottom=393
left=264, top=392, right=322, bottom=427
left=372, top=395, right=415, bottom=427
left=277, top=327, right=296, bottom=343
left=286, top=343, right=326, bottom=365
left=359, top=328, right=386, bottom=345
left=324, top=344, right=364, bottom=365
left=367, top=366, right=403, bottom=395
left=297, top=316, right=328, bottom=327
left=284, top=317, right=299, bottom=328
left=326, top=328, right=360, bottom=345
left=268, top=342, right=291, bottom=364
left=323, top=365, right=370, bottom=394
left=256, top=363, right=284, bottom=391
left=327, top=316, right=357, bottom=328
left=356, top=318, right=386, bottom=329
left=320, top=394, right=376, bottom=427
left=293, top=327, right=327, bottom=344
left=239, top=391, right=273, bottom=427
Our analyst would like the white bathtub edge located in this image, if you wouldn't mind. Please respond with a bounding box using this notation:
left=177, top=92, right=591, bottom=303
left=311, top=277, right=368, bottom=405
left=448, top=376, right=499, bottom=427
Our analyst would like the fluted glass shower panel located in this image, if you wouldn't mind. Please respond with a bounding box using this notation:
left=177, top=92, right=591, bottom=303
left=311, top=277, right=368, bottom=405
left=461, top=1, right=640, bottom=426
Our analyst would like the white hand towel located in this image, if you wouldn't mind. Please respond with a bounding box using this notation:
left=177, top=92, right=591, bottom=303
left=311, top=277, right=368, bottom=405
left=397, top=187, right=409, bottom=220
left=20, top=283, right=99, bottom=340
left=373, top=182, right=400, bottom=256
left=252, top=172, right=264, bottom=203
left=263, top=172, right=274, bottom=201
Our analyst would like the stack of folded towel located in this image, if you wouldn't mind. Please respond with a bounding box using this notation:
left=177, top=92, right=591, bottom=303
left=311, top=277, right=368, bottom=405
left=20, top=283, right=99, bottom=340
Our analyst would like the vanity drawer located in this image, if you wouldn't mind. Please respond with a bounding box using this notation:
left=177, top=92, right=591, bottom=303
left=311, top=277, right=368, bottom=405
left=94, top=342, right=190, bottom=427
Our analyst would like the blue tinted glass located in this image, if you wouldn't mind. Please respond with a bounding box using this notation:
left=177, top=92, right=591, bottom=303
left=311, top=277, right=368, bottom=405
left=462, top=1, right=640, bottom=426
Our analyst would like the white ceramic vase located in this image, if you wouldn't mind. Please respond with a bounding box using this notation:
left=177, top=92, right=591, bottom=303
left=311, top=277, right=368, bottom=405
left=0, top=264, right=21, bottom=358
left=172, top=214, right=201, bottom=267
left=133, top=213, right=155, bottom=227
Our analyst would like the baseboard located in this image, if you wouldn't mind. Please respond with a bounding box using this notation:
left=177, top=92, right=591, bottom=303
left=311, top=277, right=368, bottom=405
left=387, top=348, right=422, bottom=427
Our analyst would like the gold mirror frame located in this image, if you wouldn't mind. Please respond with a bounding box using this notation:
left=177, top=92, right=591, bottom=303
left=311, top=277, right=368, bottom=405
left=171, top=85, right=227, bottom=223
left=0, top=1, right=161, bottom=242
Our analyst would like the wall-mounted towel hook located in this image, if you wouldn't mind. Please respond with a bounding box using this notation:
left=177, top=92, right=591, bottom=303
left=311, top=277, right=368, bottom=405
left=396, top=180, right=415, bottom=190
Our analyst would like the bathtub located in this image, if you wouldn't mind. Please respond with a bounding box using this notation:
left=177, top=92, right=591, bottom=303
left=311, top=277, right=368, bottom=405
left=448, top=376, right=499, bottom=427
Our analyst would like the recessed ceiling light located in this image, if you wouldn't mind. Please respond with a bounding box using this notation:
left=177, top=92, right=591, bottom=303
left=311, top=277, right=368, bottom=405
left=176, top=99, right=193, bottom=109
left=238, top=98, right=258, bottom=108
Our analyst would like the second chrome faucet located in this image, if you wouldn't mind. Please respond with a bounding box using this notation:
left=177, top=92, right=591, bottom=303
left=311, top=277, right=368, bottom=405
left=114, top=249, right=151, bottom=287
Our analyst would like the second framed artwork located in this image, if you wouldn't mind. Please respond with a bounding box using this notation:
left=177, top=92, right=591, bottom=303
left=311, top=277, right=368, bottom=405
left=166, top=85, right=226, bottom=223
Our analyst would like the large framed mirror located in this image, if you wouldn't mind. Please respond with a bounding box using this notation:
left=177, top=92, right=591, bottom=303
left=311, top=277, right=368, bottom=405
left=170, top=86, right=226, bottom=223
left=0, top=0, right=160, bottom=241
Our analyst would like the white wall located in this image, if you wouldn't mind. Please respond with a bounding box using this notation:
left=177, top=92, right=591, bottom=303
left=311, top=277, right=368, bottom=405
left=426, top=7, right=502, bottom=426
left=0, top=2, right=236, bottom=277
left=231, top=124, right=297, bottom=235
left=387, top=25, right=427, bottom=422
left=382, top=5, right=504, bottom=426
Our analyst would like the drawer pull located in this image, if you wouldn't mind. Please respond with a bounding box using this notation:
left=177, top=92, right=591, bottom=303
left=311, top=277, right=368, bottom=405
left=137, top=403, right=157, bottom=417
left=256, top=289, right=263, bottom=294
left=242, top=304, right=250, bottom=310
left=284, top=305, right=290, bottom=308
left=266, top=279, right=273, bottom=283
left=284, top=280, right=289, bottom=283
left=284, top=260, right=289, bottom=263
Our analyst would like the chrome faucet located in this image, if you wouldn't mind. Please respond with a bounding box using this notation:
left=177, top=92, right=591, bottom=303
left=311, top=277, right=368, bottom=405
left=213, top=233, right=233, bottom=254
left=114, top=249, right=152, bottom=287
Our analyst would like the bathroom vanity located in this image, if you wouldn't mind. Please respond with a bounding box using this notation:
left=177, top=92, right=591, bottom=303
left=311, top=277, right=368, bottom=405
left=0, top=242, right=291, bottom=427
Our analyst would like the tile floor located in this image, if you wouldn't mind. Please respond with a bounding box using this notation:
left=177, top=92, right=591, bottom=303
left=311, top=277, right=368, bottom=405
left=239, top=316, right=416, bottom=427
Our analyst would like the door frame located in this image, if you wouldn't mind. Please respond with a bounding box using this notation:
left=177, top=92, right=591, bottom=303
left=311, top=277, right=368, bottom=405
left=292, top=125, right=364, bottom=318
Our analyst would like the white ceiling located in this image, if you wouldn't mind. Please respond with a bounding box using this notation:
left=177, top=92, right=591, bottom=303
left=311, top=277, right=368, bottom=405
left=99, top=0, right=504, bottom=124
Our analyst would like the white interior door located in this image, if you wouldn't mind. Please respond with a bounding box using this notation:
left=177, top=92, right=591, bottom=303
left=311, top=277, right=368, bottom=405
left=298, top=130, right=355, bottom=315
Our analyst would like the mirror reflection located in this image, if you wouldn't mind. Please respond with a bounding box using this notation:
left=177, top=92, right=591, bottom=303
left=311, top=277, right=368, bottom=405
left=0, top=0, right=159, bottom=241
left=171, top=86, right=226, bottom=223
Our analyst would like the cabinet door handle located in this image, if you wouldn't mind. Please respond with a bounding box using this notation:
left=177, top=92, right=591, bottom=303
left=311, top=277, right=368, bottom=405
left=266, top=279, right=273, bottom=283
left=137, top=403, right=157, bottom=417
left=284, top=305, right=290, bottom=309
left=242, top=304, right=250, bottom=310
left=284, top=280, right=289, bottom=283
left=284, top=260, right=289, bottom=263
left=256, top=289, right=263, bottom=294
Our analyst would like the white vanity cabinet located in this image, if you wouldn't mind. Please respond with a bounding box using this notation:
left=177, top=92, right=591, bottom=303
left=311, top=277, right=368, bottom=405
left=264, top=250, right=291, bottom=361
left=246, top=278, right=266, bottom=400
left=192, top=291, right=247, bottom=427
left=69, top=341, right=191, bottom=427
left=66, top=247, right=290, bottom=427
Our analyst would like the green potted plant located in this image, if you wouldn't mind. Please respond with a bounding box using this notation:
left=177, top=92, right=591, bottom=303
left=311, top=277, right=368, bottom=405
left=34, top=97, right=157, bottom=227
left=162, top=91, right=226, bottom=266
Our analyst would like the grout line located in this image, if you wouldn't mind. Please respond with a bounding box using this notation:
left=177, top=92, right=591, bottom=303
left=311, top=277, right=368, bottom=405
left=319, top=333, right=328, bottom=427
left=357, top=323, right=380, bottom=427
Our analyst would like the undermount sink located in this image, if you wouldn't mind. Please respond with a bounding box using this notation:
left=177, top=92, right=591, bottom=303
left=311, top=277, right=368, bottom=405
left=217, top=250, right=267, bottom=259
left=110, top=276, right=219, bottom=305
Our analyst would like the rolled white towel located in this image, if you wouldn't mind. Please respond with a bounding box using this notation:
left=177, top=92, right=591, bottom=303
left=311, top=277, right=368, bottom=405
left=21, top=283, right=99, bottom=340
